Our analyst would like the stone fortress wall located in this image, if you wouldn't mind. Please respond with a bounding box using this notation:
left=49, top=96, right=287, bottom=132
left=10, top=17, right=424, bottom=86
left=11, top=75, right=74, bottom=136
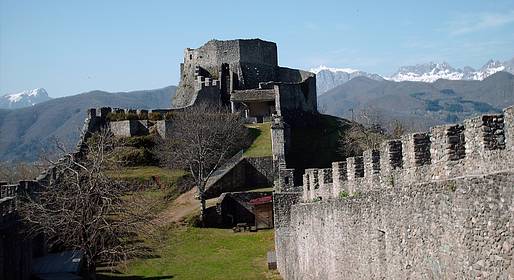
left=0, top=107, right=104, bottom=280
left=274, top=106, right=514, bottom=279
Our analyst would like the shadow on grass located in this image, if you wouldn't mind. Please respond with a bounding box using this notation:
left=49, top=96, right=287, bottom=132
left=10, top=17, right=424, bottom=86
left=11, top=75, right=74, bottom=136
left=247, top=126, right=261, bottom=144
left=97, top=267, right=173, bottom=280
left=97, top=272, right=174, bottom=279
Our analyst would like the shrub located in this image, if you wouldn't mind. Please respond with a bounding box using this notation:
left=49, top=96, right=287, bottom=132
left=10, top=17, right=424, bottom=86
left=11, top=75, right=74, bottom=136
left=447, top=181, right=457, bottom=192
left=107, top=112, right=126, bottom=121
left=149, top=112, right=163, bottom=121
left=164, top=111, right=174, bottom=120
left=125, top=112, right=139, bottom=120
left=113, top=147, right=155, bottom=166
left=120, top=135, right=156, bottom=148
left=138, top=111, right=148, bottom=120
left=339, top=191, right=349, bottom=200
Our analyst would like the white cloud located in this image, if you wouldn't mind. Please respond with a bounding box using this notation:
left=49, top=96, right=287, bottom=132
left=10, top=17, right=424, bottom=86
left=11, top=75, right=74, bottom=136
left=447, top=10, right=514, bottom=35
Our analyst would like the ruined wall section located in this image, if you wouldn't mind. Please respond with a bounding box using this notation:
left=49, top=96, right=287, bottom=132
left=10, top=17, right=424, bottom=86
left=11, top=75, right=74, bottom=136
left=173, top=39, right=278, bottom=108
left=275, top=69, right=317, bottom=118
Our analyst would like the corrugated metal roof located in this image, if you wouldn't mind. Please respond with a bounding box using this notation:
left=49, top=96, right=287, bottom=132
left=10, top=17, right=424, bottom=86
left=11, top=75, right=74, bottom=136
left=249, top=195, right=273, bottom=205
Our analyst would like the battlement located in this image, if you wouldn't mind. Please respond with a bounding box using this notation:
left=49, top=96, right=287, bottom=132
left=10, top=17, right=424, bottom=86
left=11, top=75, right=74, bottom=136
left=85, top=107, right=178, bottom=138
left=0, top=180, right=40, bottom=226
left=299, top=106, right=514, bottom=202
left=87, top=107, right=175, bottom=119
left=195, top=75, right=221, bottom=90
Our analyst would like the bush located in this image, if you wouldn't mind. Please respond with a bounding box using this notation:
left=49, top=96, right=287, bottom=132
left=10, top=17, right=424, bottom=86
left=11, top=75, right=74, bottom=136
left=113, top=147, right=155, bottom=166
left=164, top=112, right=174, bottom=120
left=339, top=191, right=349, bottom=200
left=148, top=112, right=163, bottom=121
left=139, top=111, right=148, bottom=120
left=120, top=135, right=156, bottom=149
left=125, top=112, right=139, bottom=120
left=107, top=112, right=126, bottom=122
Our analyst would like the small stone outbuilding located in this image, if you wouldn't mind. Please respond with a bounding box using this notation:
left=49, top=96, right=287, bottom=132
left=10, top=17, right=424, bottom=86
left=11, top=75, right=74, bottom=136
left=216, top=192, right=273, bottom=229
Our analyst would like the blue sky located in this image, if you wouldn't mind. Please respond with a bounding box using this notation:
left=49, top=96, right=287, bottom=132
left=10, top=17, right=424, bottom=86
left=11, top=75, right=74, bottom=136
left=1, top=0, right=514, bottom=97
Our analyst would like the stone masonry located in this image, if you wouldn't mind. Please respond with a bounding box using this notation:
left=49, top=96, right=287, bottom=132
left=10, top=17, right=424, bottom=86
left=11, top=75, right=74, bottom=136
left=274, top=106, right=514, bottom=279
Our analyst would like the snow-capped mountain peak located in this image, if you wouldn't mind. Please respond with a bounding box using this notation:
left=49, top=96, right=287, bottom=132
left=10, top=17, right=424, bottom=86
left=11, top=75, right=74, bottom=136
left=310, top=65, right=359, bottom=74
left=389, top=59, right=511, bottom=83
left=310, top=57, right=513, bottom=94
left=390, top=62, right=464, bottom=82
left=0, top=88, right=52, bottom=109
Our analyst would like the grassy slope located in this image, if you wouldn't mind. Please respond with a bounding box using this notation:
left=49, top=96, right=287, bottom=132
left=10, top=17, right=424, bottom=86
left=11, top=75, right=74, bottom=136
left=109, top=227, right=280, bottom=280
left=244, top=123, right=272, bottom=158
left=108, top=166, right=187, bottom=185
left=101, top=165, right=280, bottom=280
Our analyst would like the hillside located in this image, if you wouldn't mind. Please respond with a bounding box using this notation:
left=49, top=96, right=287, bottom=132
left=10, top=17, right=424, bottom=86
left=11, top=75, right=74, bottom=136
left=318, top=71, right=514, bottom=130
left=0, top=86, right=176, bottom=162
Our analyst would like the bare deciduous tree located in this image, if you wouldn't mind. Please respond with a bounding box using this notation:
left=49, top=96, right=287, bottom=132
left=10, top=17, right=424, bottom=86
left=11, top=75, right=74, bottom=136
left=339, top=107, right=389, bottom=158
left=391, top=119, right=406, bottom=139
left=0, top=162, right=44, bottom=183
left=19, top=130, right=155, bottom=279
left=156, top=103, right=248, bottom=226
left=338, top=123, right=388, bottom=158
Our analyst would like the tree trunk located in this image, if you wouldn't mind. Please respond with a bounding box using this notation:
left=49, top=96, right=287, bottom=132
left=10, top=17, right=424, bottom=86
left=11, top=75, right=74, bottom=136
left=83, top=261, right=96, bottom=280
left=200, top=192, right=207, bottom=227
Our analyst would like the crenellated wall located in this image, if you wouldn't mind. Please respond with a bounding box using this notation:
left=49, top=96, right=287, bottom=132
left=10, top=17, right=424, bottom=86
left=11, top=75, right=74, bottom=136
left=274, top=106, right=514, bottom=280
left=300, top=106, right=513, bottom=202
left=84, top=107, right=177, bottom=138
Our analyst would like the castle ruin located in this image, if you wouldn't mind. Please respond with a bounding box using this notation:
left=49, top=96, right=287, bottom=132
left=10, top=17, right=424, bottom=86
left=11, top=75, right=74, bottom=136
left=172, top=39, right=317, bottom=123
left=2, top=38, right=514, bottom=279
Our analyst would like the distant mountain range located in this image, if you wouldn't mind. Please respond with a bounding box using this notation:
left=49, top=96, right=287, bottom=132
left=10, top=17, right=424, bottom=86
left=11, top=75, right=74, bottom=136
left=3, top=56, right=514, bottom=162
left=312, top=57, right=514, bottom=94
left=0, top=86, right=176, bottom=162
left=318, top=71, right=514, bottom=131
left=0, top=88, right=52, bottom=109
left=310, top=66, right=384, bottom=95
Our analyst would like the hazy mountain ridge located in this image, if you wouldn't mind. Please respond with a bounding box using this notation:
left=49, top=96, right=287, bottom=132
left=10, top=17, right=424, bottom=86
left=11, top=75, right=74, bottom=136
left=311, top=66, right=384, bottom=95
left=0, top=88, right=52, bottom=109
left=0, top=86, right=176, bottom=162
left=318, top=71, right=514, bottom=130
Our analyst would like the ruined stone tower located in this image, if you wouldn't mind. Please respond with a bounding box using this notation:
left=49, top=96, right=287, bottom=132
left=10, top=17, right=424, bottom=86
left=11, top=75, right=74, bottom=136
left=172, top=38, right=318, bottom=123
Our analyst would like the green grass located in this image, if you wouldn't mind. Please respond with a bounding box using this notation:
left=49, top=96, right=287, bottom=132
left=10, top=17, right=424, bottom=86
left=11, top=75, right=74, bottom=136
left=244, top=123, right=272, bottom=158
left=100, top=227, right=281, bottom=280
left=111, top=167, right=189, bottom=215
left=108, top=166, right=187, bottom=185
left=247, top=187, right=274, bottom=192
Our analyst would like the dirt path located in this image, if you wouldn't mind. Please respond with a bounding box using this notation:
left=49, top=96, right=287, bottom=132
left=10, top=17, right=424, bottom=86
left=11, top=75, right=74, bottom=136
left=154, top=189, right=198, bottom=226
left=155, top=188, right=218, bottom=227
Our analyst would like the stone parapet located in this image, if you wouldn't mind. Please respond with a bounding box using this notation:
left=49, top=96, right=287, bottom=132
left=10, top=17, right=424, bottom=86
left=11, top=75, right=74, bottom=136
left=300, top=106, right=514, bottom=202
